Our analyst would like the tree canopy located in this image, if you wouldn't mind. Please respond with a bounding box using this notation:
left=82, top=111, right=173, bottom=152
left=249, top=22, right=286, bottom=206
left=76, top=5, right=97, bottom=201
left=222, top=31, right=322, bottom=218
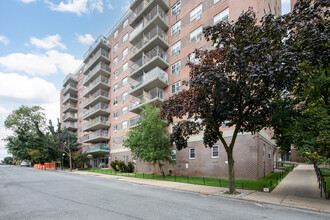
left=124, top=105, right=174, bottom=176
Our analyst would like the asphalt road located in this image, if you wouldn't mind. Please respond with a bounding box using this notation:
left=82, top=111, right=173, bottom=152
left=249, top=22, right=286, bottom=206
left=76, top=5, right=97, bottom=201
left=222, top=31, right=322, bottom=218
left=1, top=165, right=329, bottom=220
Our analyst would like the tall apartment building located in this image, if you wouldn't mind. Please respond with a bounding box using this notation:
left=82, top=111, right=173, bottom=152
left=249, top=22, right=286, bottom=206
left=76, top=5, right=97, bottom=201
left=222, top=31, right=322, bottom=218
left=60, top=0, right=281, bottom=180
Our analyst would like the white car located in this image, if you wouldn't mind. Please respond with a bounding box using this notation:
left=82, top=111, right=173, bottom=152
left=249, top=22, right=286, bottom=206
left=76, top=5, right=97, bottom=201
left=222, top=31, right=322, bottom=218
left=20, top=162, right=29, bottom=167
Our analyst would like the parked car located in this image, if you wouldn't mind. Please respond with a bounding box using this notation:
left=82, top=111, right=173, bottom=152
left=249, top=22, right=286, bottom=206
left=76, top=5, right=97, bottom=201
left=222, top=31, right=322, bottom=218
left=20, top=162, right=29, bottom=167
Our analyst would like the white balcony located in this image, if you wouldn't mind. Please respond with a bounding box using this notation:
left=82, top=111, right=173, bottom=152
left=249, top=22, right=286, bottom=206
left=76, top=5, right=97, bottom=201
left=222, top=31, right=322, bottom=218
left=83, top=75, right=110, bottom=97
left=83, top=116, right=109, bottom=131
left=83, top=35, right=110, bottom=62
left=83, top=62, right=111, bottom=85
left=84, top=89, right=110, bottom=109
left=84, top=48, right=110, bottom=73
left=82, top=129, right=110, bottom=143
left=63, top=73, right=77, bottom=87
left=83, top=102, right=110, bottom=120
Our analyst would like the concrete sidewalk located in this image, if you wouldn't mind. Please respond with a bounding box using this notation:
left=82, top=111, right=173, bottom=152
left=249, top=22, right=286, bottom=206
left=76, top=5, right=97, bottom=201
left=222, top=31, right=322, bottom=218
left=60, top=168, right=330, bottom=213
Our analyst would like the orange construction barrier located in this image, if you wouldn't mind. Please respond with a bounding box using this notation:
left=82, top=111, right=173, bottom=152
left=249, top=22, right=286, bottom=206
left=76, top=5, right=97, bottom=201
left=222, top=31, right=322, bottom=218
left=43, top=165, right=46, bottom=170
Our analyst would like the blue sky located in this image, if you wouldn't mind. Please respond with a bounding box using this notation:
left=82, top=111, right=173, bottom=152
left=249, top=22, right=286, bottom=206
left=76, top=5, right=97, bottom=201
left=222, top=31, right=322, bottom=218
left=0, top=0, right=291, bottom=160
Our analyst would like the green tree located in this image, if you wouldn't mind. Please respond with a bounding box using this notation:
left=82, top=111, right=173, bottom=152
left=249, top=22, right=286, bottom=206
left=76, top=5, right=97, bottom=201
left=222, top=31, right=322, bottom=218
left=160, top=10, right=298, bottom=193
left=124, top=105, right=174, bottom=177
left=2, top=156, right=13, bottom=164
left=271, top=0, right=329, bottom=163
left=72, top=151, right=90, bottom=169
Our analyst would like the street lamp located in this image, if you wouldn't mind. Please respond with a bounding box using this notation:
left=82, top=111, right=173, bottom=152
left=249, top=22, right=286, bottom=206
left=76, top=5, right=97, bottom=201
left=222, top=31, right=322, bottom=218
left=62, top=153, right=65, bottom=171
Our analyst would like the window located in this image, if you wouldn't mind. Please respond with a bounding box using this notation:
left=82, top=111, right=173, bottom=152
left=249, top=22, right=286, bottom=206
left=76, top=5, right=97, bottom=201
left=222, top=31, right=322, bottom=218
left=171, top=60, right=181, bottom=75
left=214, top=0, right=220, bottom=4
left=122, top=48, right=128, bottom=60
left=114, top=156, right=118, bottom=161
left=171, top=81, right=181, bottom=94
left=114, top=70, right=119, bottom=79
left=214, top=8, right=229, bottom=25
left=113, top=97, right=118, bottom=106
left=212, top=146, right=219, bottom=158
left=122, top=121, right=128, bottom=130
left=122, top=106, right=128, bottom=116
left=190, top=26, right=203, bottom=42
left=123, top=19, right=128, bottom=29
left=171, top=1, right=181, bottom=16
left=190, top=4, right=203, bottom=22
left=113, top=111, right=118, bottom=120
left=189, top=52, right=200, bottom=64
left=114, top=30, right=118, bottom=39
left=123, top=62, right=128, bottom=72
left=121, top=78, right=127, bottom=87
left=268, top=147, right=271, bottom=159
left=171, top=41, right=181, bottom=55
left=113, top=43, right=118, bottom=53
left=189, top=148, right=195, bottom=159
left=122, top=91, right=128, bottom=101
left=171, top=150, right=176, bottom=160
left=123, top=33, right=128, bottom=44
left=113, top=138, right=118, bottom=146
left=114, top=57, right=118, bottom=66
left=171, top=20, right=181, bottom=35
left=170, top=122, right=178, bottom=133
left=114, top=84, right=118, bottom=93
left=113, top=124, right=118, bottom=133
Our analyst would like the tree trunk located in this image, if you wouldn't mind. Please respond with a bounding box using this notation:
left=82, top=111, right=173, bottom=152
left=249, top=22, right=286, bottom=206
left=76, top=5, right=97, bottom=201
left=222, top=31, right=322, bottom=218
left=158, top=162, right=165, bottom=178
left=69, top=150, right=72, bottom=172
left=227, top=149, right=236, bottom=194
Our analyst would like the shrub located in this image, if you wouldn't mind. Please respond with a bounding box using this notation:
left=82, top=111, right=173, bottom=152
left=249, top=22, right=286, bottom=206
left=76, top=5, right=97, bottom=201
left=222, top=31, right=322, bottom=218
left=110, top=160, right=134, bottom=173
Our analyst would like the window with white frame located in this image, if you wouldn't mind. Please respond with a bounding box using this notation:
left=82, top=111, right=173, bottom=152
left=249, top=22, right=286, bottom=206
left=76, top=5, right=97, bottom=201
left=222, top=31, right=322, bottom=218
left=171, top=81, right=181, bottom=94
left=113, top=70, right=119, bottom=79
left=122, top=121, right=127, bottom=130
left=171, top=1, right=181, bottom=16
left=114, top=84, right=118, bottom=93
left=123, top=19, right=128, bottom=29
left=113, top=111, right=118, bottom=120
left=212, top=146, right=219, bottom=158
left=122, top=48, right=128, bottom=60
left=123, top=33, right=128, bottom=44
left=189, top=148, right=195, bottom=159
left=113, top=97, right=118, bottom=106
left=190, top=26, right=203, bottom=42
left=171, top=150, right=176, bottom=160
left=113, top=138, right=118, bottom=146
left=214, top=0, right=220, bottom=4
left=122, top=77, right=128, bottom=86
left=214, top=8, right=229, bottom=25
left=171, top=20, right=181, bottom=35
left=171, top=41, right=181, bottom=55
left=113, top=43, right=118, bottom=53
left=122, top=91, right=128, bottom=102
left=123, top=62, right=128, bottom=72
left=122, top=106, right=128, bottom=116
left=268, top=147, right=271, bottom=159
left=171, top=60, right=181, bottom=75
left=114, top=30, right=118, bottom=39
left=113, top=124, right=118, bottom=133
left=189, top=52, right=200, bottom=64
left=190, top=4, right=203, bottom=22
left=114, top=57, right=118, bottom=66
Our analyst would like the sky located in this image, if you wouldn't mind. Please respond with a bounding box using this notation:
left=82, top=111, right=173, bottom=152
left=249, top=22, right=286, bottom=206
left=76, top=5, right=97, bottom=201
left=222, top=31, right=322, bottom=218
left=0, top=0, right=291, bottom=161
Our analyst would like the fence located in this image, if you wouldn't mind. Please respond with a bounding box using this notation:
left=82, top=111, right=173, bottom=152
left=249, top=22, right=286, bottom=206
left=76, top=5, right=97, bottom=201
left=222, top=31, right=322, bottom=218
left=314, top=164, right=330, bottom=199
left=84, top=168, right=288, bottom=191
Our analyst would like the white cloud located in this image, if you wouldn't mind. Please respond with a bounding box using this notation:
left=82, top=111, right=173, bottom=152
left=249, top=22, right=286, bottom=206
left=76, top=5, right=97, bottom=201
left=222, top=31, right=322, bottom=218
left=46, top=0, right=103, bottom=16
left=76, top=33, right=95, bottom=45
left=0, top=72, right=59, bottom=104
left=20, top=0, right=37, bottom=3
left=0, top=35, right=10, bottom=45
left=0, top=50, right=81, bottom=76
left=28, top=34, right=66, bottom=50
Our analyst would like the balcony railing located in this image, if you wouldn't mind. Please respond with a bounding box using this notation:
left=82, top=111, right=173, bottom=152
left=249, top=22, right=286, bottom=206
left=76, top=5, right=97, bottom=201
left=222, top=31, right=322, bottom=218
left=62, top=82, right=78, bottom=94
left=130, top=46, right=168, bottom=75
left=83, top=35, right=110, bottom=61
left=129, top=117, right=141, bottom=127
left=129, top=66, right=168, bottom=91
left=131, top=0, right=151, bottom=17
left=63, top=102, right=77, bottom=112
left=131, top=26, right=168, bottom=55
left=83, top=102, right=109, bottom=118
left=84, top=62, right=111, bottom=84
left=84, top=75, right=109, bottom=96
left=63, top=93, right=78, bottom=103
left=83, top=116, right=109, bottom=130
left=63, top=112, right=77, bottom=120
left=129, top=87, right=168, bottom=110
left=130, top=5, right=168, bottom=39
left=63, top=73, right=77, bottom=86
left=84, top=89, right=109, bottom=105
left=84, top=48, right=110, bottom=72
left=83, top=143, right=110, bottom=152
left=82, top=129, right=109, bottom=142
left=63, top=122, right=77, bottom=129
